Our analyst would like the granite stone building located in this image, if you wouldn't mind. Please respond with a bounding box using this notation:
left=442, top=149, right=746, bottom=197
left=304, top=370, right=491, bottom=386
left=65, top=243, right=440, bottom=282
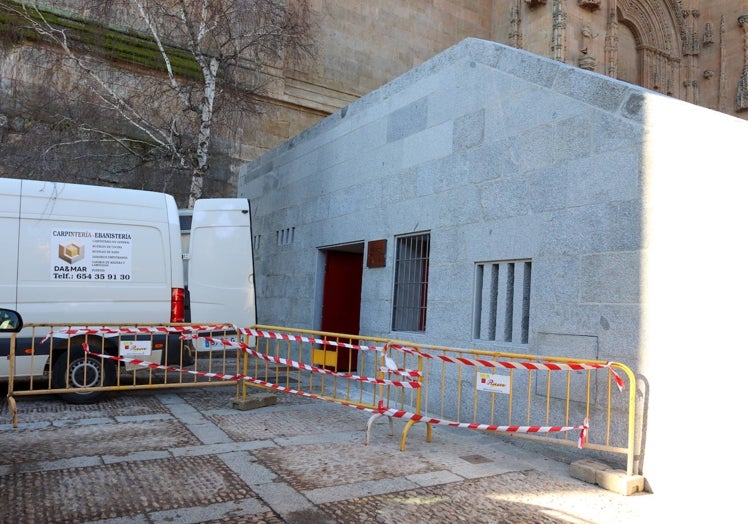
left=239, top=37, right=748, bottom=514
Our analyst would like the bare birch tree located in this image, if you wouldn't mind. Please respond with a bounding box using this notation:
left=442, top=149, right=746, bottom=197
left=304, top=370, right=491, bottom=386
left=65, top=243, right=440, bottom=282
left=0, top=0, right=313, bottom=207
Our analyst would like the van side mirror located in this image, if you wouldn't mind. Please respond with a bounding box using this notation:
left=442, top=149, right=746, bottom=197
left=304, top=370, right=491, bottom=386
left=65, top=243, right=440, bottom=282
left=0, top=309, right=23, bottom=332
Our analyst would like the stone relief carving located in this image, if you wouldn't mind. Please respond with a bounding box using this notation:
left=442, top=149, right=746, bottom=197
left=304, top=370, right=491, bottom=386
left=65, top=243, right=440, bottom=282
left=737, top=15, right=748, bottom=111
left=578, top=0, right=601, bottom=11
left=551, top=0, right=567, bottom=62
left=617, top=0, right=685, bottom=96
left=703, top=22, right=714, bottom=47
left=505, top=0, right=741, bottom=118
left=605, top=7, right=618, bottom=77
left=510, top=1, right=523, bottom=48
left=578, top=25, right=597, bottom=70
left=719, top=16, right=727, bottom=112
left=682, top=9, right=701, bottom=56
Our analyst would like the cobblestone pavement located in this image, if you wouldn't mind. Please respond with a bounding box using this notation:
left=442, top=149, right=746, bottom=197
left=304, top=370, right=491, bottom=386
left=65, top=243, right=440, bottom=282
left=0, top=385, right=661, bottom=523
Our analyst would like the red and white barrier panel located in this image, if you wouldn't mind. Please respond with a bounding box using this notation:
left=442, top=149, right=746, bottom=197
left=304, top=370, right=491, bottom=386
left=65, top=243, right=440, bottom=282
left=236, top=327, right=386, bottom=353
left=46, top=325, right=389, bottom=353
left=43, top=324, right=235, bottom=343
left=186, top=334, right=423, bottom=389
left=373, top=401, right=590, bottom=449
left=389, top=344, right=626, bottom=391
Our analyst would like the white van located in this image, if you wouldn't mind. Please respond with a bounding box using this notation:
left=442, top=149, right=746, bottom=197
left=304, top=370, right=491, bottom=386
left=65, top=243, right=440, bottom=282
left=0, top=178, right=256, bottom=402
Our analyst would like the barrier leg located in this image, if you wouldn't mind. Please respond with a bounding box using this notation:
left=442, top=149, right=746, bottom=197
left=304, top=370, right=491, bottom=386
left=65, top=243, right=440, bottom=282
left=400, top=420, right=416, bottom=451
left=7, top=395, right=17, bottom=428
left=365, top=413, right=394, bottom=445
left=399, top=420, right=433, bottom=451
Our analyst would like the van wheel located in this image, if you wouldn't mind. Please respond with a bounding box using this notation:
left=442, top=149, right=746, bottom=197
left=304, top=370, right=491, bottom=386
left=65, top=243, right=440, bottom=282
left=52, top=345, right=115, bottom=404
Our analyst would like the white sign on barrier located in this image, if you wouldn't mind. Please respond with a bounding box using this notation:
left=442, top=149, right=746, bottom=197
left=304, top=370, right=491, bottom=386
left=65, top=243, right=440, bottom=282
left=476, top=372, right=510, bottom=394
left=120, top=340, right=152, bottom=357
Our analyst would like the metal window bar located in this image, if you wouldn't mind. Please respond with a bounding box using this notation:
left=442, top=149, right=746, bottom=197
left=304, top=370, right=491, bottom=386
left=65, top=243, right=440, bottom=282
left=392, top=233, right=430, bottom=332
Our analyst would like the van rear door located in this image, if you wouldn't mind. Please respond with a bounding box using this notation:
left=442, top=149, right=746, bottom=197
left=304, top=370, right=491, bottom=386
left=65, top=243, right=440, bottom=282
left=187, top=198, right=256, bottom=329
left=0, top=178, right=21, bottom=310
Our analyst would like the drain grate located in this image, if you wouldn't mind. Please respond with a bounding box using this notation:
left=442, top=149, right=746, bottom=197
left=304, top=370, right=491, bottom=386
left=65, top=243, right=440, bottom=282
left=459, top=454, right=492, bottom=464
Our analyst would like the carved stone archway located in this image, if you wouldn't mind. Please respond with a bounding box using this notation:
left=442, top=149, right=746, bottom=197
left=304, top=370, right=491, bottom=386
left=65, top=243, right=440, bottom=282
left=615, top=0, right=685, bottom=97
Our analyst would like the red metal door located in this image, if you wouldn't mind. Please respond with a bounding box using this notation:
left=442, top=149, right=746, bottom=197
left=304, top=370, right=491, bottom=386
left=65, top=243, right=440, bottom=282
left=320, top=249, right=363, bottom=371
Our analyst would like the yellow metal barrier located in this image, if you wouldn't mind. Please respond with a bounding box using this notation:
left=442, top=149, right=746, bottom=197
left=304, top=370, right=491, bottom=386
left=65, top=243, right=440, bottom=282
left=2, top=322, right=249, bottom=426
left=242, top=326, right=637, bottom=477
left=241, top=325, right=419, bottom=412
left=241, top=325, right=429, bottom=451
left=3, top=323, right=637, bottom=477
left=385, top=342, right=638, bottom=476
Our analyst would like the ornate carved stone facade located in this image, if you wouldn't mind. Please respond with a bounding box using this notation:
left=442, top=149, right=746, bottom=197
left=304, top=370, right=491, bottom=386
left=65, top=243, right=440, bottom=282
left=279, top=1, right=748, bottom=171
left=226, top=0, right=748, bottom=191
left=489, top=1, right=748, bottom=116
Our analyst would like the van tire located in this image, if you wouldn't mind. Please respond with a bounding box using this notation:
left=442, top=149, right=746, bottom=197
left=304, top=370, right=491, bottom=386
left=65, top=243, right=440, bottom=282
left=51, top=345, right=115, bottom=404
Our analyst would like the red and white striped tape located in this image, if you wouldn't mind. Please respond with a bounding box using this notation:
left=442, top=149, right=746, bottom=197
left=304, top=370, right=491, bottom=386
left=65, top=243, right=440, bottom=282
left=389, top=344, right=626, bottom=391
left=81, top=345, right=406, bottom=416
left=236, top=327, right=385, bottom=353
left=371, top=402, right=589, bottom=448
left=229, top=328, right=625, bottom=391
left=47, top=325, right=388, bottom=352
left=42, top=324, right=234, bottom=343
left=185, top=334, right=422, bottom=389
left=82, top=343, right=248, bottom=378
left=378, top=366, right=422, bottom=378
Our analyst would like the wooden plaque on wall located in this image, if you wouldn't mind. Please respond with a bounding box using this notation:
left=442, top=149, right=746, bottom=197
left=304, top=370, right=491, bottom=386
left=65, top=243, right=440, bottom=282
left=366, top=239, right=387, bottom=268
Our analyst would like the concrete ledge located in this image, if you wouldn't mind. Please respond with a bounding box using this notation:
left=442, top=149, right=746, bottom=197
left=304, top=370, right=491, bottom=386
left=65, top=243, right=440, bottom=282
left=230, top=393, right=277, bottom=411
left=570, top=459, right=645, bottom=496
left=569, top=459, right=611, bottom=484
left=596, top=468, right=645, bottom=496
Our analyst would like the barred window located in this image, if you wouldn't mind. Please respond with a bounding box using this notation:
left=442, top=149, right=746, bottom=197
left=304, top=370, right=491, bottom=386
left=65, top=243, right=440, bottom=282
left=473, top=260, right=531, bottom=344
left=392, top=233, right=430, bottom=332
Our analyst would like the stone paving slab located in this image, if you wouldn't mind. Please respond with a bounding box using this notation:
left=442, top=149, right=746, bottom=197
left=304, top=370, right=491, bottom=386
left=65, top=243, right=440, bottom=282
left=0, top=419, right=199, bottom=466
left=0, top=455, right=258, bottom=523
left=316, top=469, right=625, bottom=524
left=255, top=439, right=438, bottom=491
left=0, top=386, right=660, bottom=523
left=207, top=403, right=371, bottom=442
left=0, top=392, right=170, bottom=425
